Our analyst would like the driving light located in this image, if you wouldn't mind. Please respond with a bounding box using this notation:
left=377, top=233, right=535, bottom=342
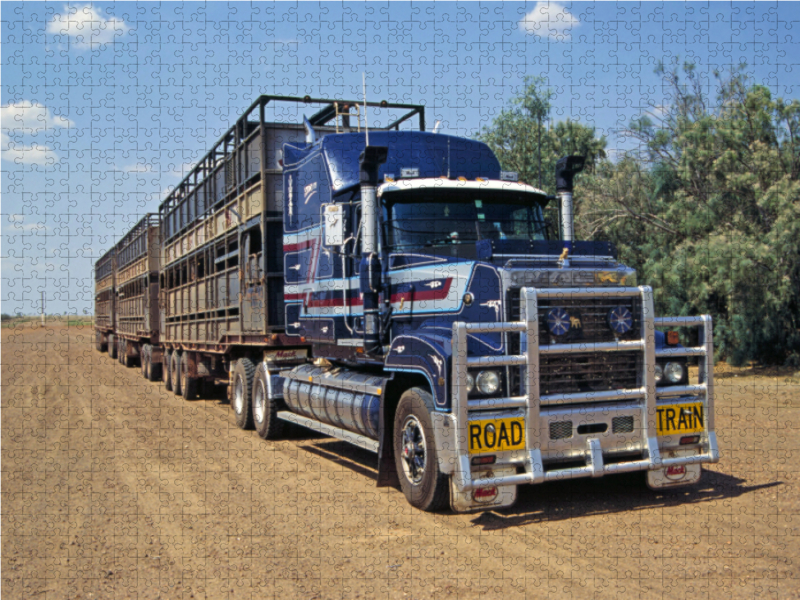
left=465, top=373, right=475, bottom=393
left=546, top=307, right=571, bottom=336
left=654, top=364, right=664, bottom=384
left=608, top=306, right=633, bottom=335
left=476, top=371, right=500, bottom=394
left=664, top=362, right=684, bottom=383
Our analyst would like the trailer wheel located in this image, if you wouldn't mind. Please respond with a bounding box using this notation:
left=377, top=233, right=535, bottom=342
left=141, top=344, right=151, bottom=379
left=181, top=352, right=198, bottom=400
left=122, top=340, right=133, bottom=368
left=95, top=331, right=102, bottom=352
left=393, top=388, right=450, bottom=512
left=253, top=363, right=283, bottom=439
left=150, top=354, right=162, bottom=382
left=108, top=334, right=117, bottom=359
left=163, top=351, right=173, bottom=391
left=118, top=338, right=125, bottom=364
left=172, top=351, right=183, bottom=396
left=232, top=358, right=255, bottom=430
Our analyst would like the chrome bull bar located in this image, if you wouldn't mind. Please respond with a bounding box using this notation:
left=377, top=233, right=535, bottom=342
left=450, top=286, right=720, bottom=493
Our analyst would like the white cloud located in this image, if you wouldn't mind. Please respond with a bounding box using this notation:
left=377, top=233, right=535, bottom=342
left=519, top=2, right=580, bottom=41
left=1, top=102, right=73, bottom=134
left=1, top=132, right=59, bottom=165
left=47, top=5, right=128, bottom=50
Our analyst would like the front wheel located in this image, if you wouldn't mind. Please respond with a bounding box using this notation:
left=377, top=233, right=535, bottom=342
left=393, top=388, right=449, bottom=512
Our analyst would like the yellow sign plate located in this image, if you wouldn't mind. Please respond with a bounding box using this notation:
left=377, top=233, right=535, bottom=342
left=656, top=403, right=705, bottom=436
left=468, top=417, right=526, bottom=454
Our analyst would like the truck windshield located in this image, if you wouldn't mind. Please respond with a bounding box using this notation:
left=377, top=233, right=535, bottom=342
left=382, top=189, right=549, bottom=252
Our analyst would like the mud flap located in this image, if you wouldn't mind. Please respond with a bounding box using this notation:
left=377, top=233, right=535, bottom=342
left=647, top=450, right=702, bottom=489
left=450, top=466, right=517, bottom=513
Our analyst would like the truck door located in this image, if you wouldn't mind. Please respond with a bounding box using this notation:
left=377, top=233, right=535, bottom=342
left=242, top=228, right=264, bottom=333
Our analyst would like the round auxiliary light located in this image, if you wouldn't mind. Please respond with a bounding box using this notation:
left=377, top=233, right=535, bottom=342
left=465, top=373, right=475, bottom=393
left=664, top=362, right=685, bottom=384
left=546, top=307, right=571, bottom=336
left=476, top=371, right=501, bottom=395
left=608, top=306, right=634, bottom=335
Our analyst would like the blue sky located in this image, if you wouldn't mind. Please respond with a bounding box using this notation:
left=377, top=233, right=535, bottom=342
left=2, top=1, right=798, bottom=315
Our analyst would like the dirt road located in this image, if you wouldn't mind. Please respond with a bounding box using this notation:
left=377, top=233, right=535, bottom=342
left=3, top=322, right=799, bottom=599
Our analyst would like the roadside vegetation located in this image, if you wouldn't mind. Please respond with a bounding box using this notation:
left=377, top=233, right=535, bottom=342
left=478, top=64, right=800, bottom=366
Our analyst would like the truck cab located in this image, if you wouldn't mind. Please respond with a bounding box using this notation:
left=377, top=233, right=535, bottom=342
left=276, top=125, right=719, bottom=513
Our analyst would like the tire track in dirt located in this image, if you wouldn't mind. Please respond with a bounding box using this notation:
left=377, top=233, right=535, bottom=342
left=3, top=323, right=799, bottom=599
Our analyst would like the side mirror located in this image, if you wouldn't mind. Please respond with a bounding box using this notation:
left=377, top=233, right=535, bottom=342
left=324, top=204, right=345, bottom=246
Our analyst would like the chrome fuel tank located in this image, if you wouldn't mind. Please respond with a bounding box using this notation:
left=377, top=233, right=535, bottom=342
left=282, top=364, right=384, bottom=440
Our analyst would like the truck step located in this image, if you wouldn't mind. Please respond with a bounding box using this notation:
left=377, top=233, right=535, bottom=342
left=276, top=411, right=379, bottom=453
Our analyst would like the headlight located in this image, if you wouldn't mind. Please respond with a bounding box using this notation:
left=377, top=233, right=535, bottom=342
left=654, top=364, right=663, bottom=384
left=664, top=362, right=684, bottom=383
left=465, top=373, right=475, bottom=393
left=476, top=371, right=500, bottom=395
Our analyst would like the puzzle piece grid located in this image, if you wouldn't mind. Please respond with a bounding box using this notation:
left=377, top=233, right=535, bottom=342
left=3, top=2, right=800, bottom=599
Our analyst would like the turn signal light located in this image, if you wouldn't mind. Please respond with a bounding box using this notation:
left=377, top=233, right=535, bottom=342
left=667, top=331, right=680, bottom=345
left=471, top=455, right=496, bottom=466
left=680, top=435, right=700, bottom=445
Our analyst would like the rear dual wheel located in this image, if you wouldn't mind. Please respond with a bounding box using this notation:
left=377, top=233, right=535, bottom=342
left=108, top=334, right=117, bottom=359
left=163, top=350, right=173, bottom=391
left=232, top=358, right=255, bottom=430
left=180, top=352, right=198, bottom=400
left=253, top=362, right=282, bottom=439
left=171, top=351, right=183, bottom=396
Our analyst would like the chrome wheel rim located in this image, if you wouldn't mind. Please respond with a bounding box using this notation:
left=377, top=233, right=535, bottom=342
left=253, top=380, right=266, bottom=425
left=233, top=376, right=244, bottom=415
left=400, top=415, right=427, bottom=484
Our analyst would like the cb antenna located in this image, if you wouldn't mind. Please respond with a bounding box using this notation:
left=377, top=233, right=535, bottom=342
left=362, top=72, right=369, bottom=146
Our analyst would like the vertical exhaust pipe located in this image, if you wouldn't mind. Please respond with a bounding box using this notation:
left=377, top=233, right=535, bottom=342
left=555, top=155, right=586, bottom=246
left=359, top=145, right=388, bottom=354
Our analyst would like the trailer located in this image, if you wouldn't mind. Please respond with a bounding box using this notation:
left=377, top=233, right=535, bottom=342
left=94, top=246, right=116, bottom=357
left=96, top=95, right=719, bottom=513
left=112, top=213, right=163, bottom=379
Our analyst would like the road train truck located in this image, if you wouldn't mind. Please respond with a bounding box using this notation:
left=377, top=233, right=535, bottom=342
left=97, top=95, right=719, bottom=512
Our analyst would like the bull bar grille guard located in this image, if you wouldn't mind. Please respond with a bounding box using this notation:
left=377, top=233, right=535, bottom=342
left=450, top=286, right=720, bottom=493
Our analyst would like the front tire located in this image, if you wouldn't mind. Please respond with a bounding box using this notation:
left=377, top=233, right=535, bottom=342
left=393, top=388, right=449, bottom=512
left=232, top=358, right=255, bottom=430
left=253, top=363, right=282, bottom=439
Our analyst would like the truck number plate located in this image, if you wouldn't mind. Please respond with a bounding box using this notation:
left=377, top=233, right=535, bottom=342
left=656, top=403, right=704, bottom=436
left=468, top=417, right=525, bottom=454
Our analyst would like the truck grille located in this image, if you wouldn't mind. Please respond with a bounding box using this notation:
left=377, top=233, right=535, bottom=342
left=506, top=288, right=642, bottom=398
left=505, top=289, right=640, bottom=344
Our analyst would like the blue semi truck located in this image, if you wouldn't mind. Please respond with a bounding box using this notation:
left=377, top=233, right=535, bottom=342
left=98, top=96, right=719, bottom=512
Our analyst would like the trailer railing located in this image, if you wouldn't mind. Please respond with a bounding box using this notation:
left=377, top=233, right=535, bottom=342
left=450, top=286, right=720, bottom=493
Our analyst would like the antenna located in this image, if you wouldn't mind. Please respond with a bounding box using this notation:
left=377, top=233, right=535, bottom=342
left=433, top=120, right=442, bottom=134
left=447, top=136, right=451, bottom=178
left=362, top=72, right=369, bottom=146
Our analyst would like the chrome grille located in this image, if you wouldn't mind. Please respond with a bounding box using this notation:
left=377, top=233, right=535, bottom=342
left=550, top=421, right=573, bottom=440
left=506, top=290, right=640, bottom=344
left=612, top=416, right=635, bottom=433
left=506, top=288, right=642, bottom=398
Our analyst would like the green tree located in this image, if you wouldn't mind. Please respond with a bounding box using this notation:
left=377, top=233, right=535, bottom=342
left=477, top=76, right=606, bottom=194
left=581, top=63, right=800, bottom=365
